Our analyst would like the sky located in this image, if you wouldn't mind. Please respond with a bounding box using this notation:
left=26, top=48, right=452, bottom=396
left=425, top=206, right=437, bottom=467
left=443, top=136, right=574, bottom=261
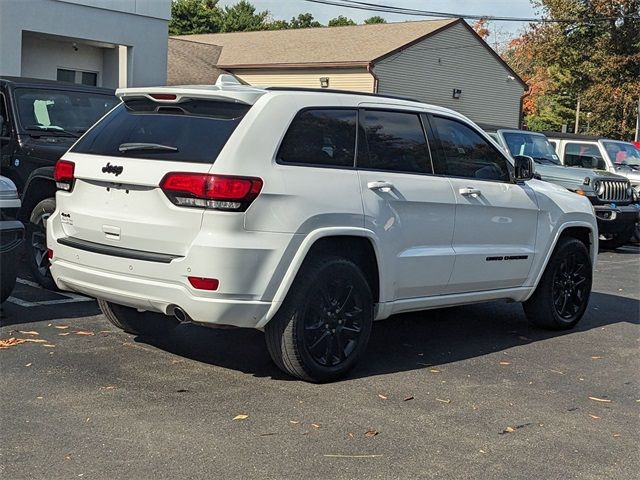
left=217, top=0, right=542, bottom=47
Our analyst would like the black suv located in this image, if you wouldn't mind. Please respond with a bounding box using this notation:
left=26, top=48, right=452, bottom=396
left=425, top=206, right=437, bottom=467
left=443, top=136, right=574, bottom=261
left=0, top=76, right=118, bottom=287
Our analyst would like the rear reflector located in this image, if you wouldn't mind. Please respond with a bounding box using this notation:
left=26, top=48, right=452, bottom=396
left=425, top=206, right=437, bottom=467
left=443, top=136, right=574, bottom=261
left=188, top=277, right=219, bottom=291
left=160, top=173, right=263, bottom=211
left=54, top=160, right=75, bottom=191
left=47, top=248, right=54, bottom=259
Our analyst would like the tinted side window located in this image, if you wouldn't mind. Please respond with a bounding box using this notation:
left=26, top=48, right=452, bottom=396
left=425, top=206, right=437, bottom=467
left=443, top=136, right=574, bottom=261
left=564, top=142, right=605, bottom=169
left=0, top=93, right=8, bottom=137
left=431, top=116, right=510, bottom=182
left=358, top=110, right=432, bottom=174
left=277, top=109, right=356, bottom=167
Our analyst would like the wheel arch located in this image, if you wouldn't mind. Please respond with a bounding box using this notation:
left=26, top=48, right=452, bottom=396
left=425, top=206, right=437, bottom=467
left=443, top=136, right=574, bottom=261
left=18, top=168, right=56, bottom=223
left=258, top=227, right=382, bottom=328
left=525, top=221, right=596, bottom=301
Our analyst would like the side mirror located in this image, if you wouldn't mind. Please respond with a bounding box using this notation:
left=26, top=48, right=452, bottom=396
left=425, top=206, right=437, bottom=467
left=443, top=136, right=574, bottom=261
left=513, top=155, right=535, bottom=181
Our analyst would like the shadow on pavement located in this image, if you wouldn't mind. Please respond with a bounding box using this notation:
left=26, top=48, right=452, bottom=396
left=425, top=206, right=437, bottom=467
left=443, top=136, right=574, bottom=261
left=137, top=291, right=639, bottom=382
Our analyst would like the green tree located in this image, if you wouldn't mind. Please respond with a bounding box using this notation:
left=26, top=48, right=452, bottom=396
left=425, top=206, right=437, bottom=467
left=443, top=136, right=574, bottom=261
left=328, top=15, right=356, bottom=27
left=363, top=16, right=387, bottom=24
left=220, top=0, right=268, bottom=32
left=506, top=0, right=640, bottom=138
left=168, top=0, right=222, bottom=35
left=289, top=13, right=322, bottom=29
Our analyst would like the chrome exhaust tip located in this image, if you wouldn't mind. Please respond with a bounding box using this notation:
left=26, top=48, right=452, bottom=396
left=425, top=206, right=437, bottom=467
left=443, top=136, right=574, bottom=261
left=173, top=306, right=189, bottom=323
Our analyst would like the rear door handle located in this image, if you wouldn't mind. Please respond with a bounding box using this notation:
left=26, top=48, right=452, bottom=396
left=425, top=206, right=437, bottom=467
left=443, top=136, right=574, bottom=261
left=368, top=181, right=394, bottom=193
left=459, top=187, right=482, bottom=197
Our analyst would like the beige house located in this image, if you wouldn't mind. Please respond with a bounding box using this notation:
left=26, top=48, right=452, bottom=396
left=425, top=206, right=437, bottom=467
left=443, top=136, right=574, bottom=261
left=169, top=18, right=527, bottom=127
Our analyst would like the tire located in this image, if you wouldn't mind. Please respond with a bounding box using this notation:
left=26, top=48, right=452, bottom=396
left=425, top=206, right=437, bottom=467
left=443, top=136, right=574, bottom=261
left=98, top=299, right=180, bottom=337
left=265, top=255, right=374, bottom=383
left=523, top=237, right=592, bottom=330
left=599, top=224, right=634, bottom=250
left=26, top=197, right=57, bottom=290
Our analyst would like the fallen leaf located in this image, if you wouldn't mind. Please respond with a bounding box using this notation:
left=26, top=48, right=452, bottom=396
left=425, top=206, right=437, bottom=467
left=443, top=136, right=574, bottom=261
left=499, top=361, right=511, bottom=366
left=42, top=344, right=56, bottom=348
left=233, top=414, right=248, bottom=421
left=0, top=338, right=26, bottom=349
left=25, top=363, right=32, bottom=367
left=502, top=426, right=515, bottom=434
left=24, top=339, right=47, bottom=343
left=74, top=331, right=95, bottom=336
left=348, top=432, right=354, bottom=438
left=479, top=449, right=487, bottom=454
left=58, top=333, right=71, bottom=336
left=311, top=423, right=321, bottom=429
left=403, top=395, right=414, bottom=401
left=591, top=356, right=603, bottom=359
left=377, top=394, right=387, bottom=400
left=86, top=417, right=91, bottom=423
left=588, top=396, right=612, bottom=403
left=289, top=420, right=299, bottom=424
left=436, top=398, right=451, bottom=404
left=36, top=396, right=43, bottom=399
left=588, top=414, right=600, bottom=420
left=364, top=429, right=379, bottom=437
left=429, top=369, right=441, bottom=373
left=19, top=331, right=39, bottom=336
left=323, top=454, right=383, bottom=458
left=54, top=325, right=70, bottom=330
left=613, top=433, right=621, bottom=438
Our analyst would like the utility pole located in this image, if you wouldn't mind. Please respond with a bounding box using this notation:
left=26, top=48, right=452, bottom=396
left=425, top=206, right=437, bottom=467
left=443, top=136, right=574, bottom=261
left=574, top=96, right=581, bottom=134
left=636, top=97, right=640, bottom=142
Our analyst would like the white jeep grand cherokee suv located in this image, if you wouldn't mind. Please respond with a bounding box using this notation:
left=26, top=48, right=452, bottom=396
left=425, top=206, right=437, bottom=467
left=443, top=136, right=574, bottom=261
left=47, top=82, right=597, bottom=382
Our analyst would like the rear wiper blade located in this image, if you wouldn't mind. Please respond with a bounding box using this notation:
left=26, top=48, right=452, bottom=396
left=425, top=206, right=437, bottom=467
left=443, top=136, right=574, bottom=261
left=118, top=142, right=178, bottom=153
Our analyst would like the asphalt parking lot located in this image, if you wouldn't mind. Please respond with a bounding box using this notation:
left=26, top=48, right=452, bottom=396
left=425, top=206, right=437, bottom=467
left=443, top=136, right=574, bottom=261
left=1, top=246, right=638, bottom=480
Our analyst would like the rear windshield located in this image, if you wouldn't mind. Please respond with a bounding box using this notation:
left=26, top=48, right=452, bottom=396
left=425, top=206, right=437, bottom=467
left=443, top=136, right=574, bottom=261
left=71, top=98, right=250, bottom=163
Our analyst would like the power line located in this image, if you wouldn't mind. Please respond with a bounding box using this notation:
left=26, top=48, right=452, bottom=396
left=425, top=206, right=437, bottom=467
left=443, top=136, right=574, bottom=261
left=304, top=0, right=640, bottom=23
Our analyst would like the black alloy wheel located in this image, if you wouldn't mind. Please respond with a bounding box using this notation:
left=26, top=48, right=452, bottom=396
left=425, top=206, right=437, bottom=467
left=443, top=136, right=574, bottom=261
left=302, top=273, right=365, bottom=367
left=265, top=255, right=373, bottom=382
left=551, top=251, right=589, bottom=320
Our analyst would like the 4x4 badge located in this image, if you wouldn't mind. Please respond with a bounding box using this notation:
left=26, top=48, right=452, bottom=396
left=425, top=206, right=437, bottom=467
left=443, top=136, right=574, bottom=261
left=102, top=162, right=123, bottom=176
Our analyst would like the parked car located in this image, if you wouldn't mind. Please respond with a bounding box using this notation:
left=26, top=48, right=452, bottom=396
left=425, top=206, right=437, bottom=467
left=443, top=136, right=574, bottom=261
left=0, top=175, right=24, bottom=303
left=0, top=76, right=118, bottom=288
left=545, top=132, right=640, bottom=246
left=47, top=82, right=597, bottom=382
left=486, top=127, right=639, bottom=250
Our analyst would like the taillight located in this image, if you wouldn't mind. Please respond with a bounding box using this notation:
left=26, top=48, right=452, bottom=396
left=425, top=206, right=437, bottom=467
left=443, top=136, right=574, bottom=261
left=54, top=160, right=75, bottom=191
left=160, top=173, right=263, bottom=211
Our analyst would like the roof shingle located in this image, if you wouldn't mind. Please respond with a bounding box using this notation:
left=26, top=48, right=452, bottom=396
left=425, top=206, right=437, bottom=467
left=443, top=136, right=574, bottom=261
left=173, top=18, right=457, bottom=67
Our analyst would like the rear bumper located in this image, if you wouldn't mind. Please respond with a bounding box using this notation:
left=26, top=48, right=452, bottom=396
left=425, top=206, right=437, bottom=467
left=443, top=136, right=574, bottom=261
left=47, top=211, right=299, bottom=329
left=51, top=258, right=271, bottom=328
left=594, top=204, right=640, bottom=235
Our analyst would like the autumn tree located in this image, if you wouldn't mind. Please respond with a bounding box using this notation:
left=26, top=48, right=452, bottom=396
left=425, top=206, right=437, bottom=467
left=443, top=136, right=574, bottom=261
left=506, top=0, right=640, bottom=138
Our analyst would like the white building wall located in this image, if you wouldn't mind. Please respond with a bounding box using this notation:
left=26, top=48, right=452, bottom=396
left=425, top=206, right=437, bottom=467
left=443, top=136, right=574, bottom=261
left=0, top=0, right=170, bottom=88
left=373, top=22, right=525, bottom=128
left=20, top=34, right=106, bottom=84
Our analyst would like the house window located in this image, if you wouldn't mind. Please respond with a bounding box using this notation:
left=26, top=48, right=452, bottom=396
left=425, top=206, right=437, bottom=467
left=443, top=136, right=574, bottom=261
left=56, top=68, right=98, bottom=86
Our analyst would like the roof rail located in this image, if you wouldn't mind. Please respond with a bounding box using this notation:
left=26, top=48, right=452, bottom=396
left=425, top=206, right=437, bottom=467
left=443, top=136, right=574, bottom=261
left=264, top=86, right=422, bottom=104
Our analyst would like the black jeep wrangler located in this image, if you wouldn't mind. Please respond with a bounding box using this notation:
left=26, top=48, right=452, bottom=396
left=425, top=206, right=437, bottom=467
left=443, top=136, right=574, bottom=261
left=0, top=76, right=117, bottom=288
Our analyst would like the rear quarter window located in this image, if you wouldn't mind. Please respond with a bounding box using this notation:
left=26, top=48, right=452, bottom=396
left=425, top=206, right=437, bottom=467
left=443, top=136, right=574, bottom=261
left=71, top=98, right=250, bottom=163
left=277, top=108, right=357, bottom=168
